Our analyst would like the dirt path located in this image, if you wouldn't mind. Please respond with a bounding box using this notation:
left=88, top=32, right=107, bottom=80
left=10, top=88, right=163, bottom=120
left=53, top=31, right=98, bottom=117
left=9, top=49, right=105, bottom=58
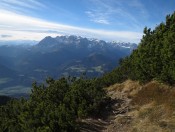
left=81, top=80, right=175, bottom=132
left=80, top=80, right=140, bottom=132
left=80, top=96, right=129, bottom=131
left=80, top=97, right=133, bottom=132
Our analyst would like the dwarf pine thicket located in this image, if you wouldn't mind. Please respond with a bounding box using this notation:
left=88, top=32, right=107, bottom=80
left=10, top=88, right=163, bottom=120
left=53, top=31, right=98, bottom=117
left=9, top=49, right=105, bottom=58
left=101, top=11, right=175, bottom=86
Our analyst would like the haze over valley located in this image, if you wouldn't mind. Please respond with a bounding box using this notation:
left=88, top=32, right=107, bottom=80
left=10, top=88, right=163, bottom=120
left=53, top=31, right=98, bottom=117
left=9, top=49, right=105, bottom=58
left=0, top=36, right=137, bottom=96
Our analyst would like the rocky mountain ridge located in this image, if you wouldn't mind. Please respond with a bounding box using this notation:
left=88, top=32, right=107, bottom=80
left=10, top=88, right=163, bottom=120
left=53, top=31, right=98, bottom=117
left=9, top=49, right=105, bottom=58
left=0, top=36, right=137, bottom=97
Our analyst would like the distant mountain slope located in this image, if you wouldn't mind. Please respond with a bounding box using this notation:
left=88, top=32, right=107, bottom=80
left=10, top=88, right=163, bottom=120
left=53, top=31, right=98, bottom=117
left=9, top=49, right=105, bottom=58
left=17, top=35, right=137, bottom=79
left=0, top=64, right=13, bottom=77
left=0, top=36, right=137, bottom=96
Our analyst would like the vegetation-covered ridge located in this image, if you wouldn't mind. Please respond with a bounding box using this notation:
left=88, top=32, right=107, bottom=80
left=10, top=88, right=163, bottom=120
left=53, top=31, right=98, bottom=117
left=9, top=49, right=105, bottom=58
left=101, top=11, right=175, bottom=86
left=1, top=11, right=175, bottom=132
left=0, top=77, right=107, bottom=131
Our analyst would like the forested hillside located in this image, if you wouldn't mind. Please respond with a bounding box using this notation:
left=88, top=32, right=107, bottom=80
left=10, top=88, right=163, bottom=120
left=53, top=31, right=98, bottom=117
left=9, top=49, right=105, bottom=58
left=0, top=11, right=175, bottom=131
left=0, top=77, right=107, bottom=131
left=0, top=95, right=12, bottom=106
left=101, top=11, right=175, bottom=86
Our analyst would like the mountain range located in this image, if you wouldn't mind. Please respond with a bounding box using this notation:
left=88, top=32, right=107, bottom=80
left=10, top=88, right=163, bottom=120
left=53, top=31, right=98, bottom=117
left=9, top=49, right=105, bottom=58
left=0, top=35, right=137, bottom=97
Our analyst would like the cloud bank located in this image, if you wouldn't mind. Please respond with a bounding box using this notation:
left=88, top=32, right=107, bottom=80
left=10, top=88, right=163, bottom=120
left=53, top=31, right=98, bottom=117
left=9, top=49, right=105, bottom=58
left=0, top=0, right=144, bottom=43
left=0, top=10, right=142, bottom=43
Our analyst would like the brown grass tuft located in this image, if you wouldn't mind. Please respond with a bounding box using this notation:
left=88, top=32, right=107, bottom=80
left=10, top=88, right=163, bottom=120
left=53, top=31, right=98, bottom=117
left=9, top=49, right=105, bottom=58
left=132, top=81, right=175, bottom=110
left=103, top=80, right=175, bottom=132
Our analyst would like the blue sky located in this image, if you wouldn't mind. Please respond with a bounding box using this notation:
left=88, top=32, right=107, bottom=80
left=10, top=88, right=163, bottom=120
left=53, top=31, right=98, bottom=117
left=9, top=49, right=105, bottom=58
left=0, top=0, right=174, bottom=43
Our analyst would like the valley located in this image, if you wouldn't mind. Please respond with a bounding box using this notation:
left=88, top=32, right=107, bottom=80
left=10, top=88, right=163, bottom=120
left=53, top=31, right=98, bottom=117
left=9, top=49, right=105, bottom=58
left=0, top=36, right=136, bottom=97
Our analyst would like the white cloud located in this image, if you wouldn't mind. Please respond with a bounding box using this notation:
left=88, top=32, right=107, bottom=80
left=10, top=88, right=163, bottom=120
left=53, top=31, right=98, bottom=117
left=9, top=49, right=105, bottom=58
left=85, top=0, right=149, bottom=30
left=1, top=0, right=46, bottom=9
left=93, top=19, right=110, bottom=25
left=0, top=9, right=142, bottom=43
left=85, top=11, right=110, bottom=25
left=1, top=34, right=12, bottom=38
left=0, top=0, right=46, bottom=17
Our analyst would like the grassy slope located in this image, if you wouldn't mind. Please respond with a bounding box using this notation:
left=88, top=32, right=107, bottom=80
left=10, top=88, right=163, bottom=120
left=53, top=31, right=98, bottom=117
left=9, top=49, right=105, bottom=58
left=106, top=80, right=175, bottom=132
left=81, top=80, right=175, bottom=132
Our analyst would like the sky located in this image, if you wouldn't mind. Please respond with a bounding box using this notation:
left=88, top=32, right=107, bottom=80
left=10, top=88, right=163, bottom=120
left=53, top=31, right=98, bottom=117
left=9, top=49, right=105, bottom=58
left=0, top=0, right=174, bottom=43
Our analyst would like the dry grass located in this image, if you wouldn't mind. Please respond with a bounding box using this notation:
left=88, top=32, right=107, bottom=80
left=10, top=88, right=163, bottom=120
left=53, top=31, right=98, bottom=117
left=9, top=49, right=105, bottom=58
left=105, top=80, right=175, bottom=132
left=82, top=80, right=175, bottom=132
left=130, top=81, right=175, bottom=132
left=106, top=80, right=141, bottom=99
left=132, top=81, right=175, bottom=110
